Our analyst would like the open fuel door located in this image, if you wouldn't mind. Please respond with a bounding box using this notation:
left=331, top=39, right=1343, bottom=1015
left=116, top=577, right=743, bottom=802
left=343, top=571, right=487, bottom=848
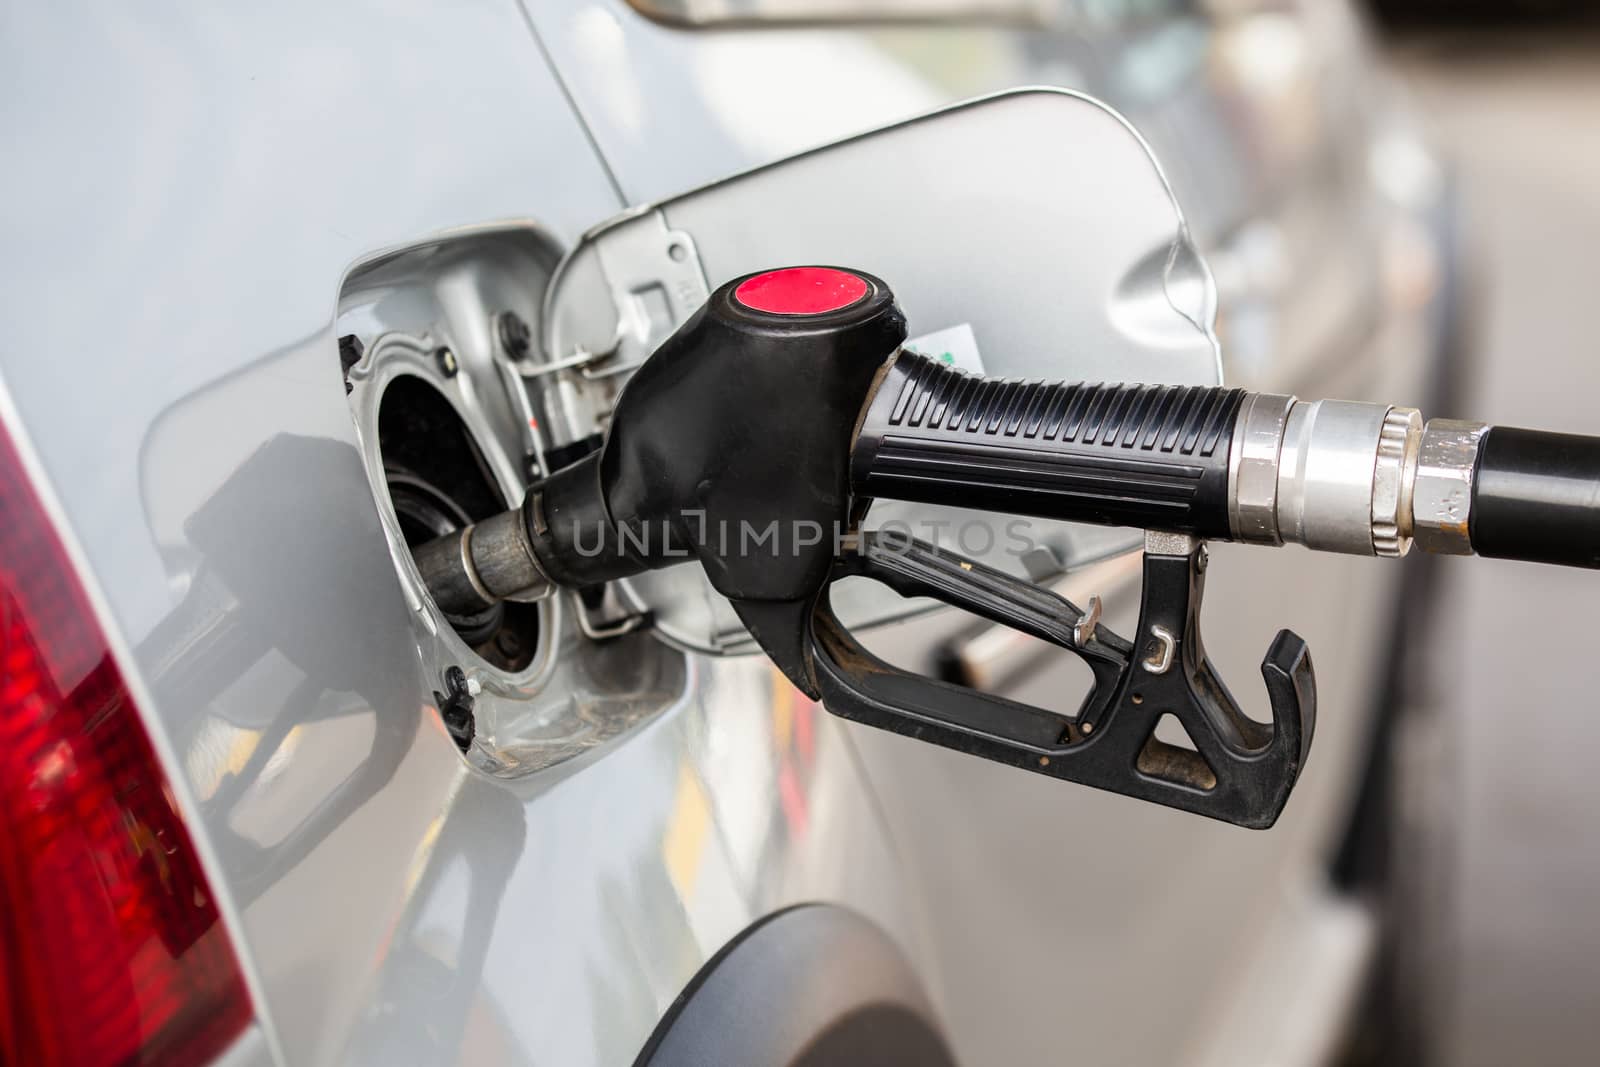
left=536, top=87, right=1222, bottom=653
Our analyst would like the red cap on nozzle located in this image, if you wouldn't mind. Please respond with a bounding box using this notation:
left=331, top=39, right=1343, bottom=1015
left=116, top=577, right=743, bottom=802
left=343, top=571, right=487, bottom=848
left=733, top=267, right=869, bottom=316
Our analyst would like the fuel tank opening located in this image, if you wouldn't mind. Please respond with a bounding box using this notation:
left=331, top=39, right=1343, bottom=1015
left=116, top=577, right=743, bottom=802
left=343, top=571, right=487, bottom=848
left=337, top=224, right=692, bottom=776
left=377, top=375, right=539, bottom=672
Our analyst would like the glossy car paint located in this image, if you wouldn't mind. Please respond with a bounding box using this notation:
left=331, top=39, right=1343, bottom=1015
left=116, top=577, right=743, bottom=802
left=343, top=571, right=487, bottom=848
left=525, top=3, right=1447, bottom=1063
left=2, top=4, right=922, bottom=1064
left=0, top=2, right=1449, bottom=1065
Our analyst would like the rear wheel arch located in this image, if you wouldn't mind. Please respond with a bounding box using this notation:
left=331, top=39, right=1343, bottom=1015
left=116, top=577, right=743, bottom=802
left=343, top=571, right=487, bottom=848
left=635, top=904, right=954, bottom=1067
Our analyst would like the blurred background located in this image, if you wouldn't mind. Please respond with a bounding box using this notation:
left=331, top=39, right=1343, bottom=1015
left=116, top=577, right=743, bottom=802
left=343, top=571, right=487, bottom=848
left=1353, top=5, right=1600, bottom=1065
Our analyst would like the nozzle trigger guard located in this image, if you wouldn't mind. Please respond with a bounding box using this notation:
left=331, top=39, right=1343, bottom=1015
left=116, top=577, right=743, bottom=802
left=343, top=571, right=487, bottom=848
left=802, top=533, right=1316, bottom=829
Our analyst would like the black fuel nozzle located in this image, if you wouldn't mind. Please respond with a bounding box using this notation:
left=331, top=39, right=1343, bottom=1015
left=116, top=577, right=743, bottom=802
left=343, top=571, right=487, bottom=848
left=415, top=266, right=909, bottom=691
left=531, top=267, right=906, bottom=692
left=414, top=265, right=1599, bottom=828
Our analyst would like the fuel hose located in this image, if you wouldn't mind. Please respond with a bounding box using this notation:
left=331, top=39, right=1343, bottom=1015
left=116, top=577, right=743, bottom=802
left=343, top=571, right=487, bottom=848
left=852, top=349, right=1600, bottom=569
left=1471, top=426, right=1600, bottom=568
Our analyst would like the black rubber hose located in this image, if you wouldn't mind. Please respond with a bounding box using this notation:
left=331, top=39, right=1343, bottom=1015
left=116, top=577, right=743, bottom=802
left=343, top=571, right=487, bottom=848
left=1470, top=426, right=1600, bottom=569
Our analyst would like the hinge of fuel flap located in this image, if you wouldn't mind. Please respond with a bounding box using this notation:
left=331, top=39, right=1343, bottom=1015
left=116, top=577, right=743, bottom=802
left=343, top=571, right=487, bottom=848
left=519, top=210, right=709, bottom=451
left=504, top=212, right=709, bottom=642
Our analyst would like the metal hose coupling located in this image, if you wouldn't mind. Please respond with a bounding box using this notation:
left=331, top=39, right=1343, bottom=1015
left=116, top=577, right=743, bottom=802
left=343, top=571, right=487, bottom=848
left=1228, top=393, right=1488, bottom=557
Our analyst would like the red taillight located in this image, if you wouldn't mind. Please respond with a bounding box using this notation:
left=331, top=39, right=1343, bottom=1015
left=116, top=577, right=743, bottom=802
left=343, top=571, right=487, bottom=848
left=0, top=430, right=252, bottom=1065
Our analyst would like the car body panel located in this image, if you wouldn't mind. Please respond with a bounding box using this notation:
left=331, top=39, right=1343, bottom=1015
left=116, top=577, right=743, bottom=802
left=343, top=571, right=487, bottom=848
left=522, top=4, right=1442, bottom=1065
left=0, top=2, right=1449, bottom=1066
left=1, top=4, right=918, bottom=1065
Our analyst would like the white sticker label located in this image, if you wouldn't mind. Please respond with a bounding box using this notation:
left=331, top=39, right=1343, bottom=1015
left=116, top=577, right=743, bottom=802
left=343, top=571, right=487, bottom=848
left=904, top=323, right=985, bottom=376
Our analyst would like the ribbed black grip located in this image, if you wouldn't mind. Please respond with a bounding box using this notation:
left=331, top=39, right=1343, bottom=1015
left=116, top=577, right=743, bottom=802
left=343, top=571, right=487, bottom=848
left=851, top=351, right=1244, bottom=537
left=1471, top=426, right=1600, bottom=569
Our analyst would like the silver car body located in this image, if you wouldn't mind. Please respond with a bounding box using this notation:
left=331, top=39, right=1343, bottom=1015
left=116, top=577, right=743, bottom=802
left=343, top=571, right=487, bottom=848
left=1, top=2, right=1450, bottom=1064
